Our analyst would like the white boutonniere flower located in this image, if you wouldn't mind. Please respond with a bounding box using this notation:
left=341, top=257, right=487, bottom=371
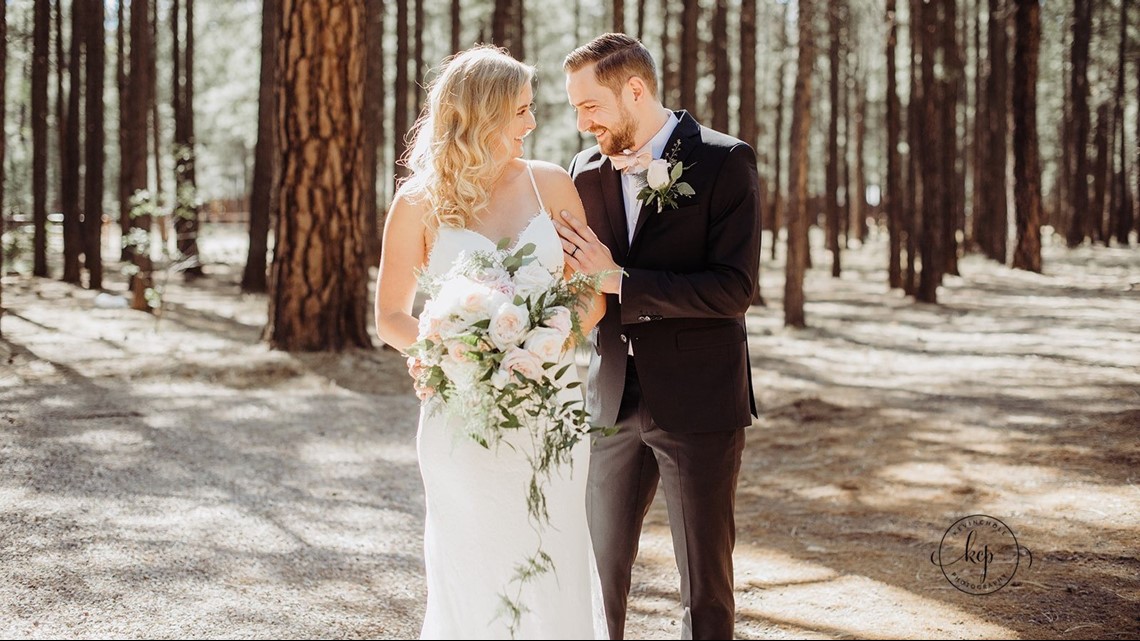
left=635, top=140, right=696, bottom=212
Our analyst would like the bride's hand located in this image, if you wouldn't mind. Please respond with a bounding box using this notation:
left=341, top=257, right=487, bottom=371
left=406, top=355, right=435, bottom=400
left=556, top=210, right=621, bottom=294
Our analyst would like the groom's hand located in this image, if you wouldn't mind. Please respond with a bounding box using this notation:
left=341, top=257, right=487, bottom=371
left=556, top=210, right=622, bottom=294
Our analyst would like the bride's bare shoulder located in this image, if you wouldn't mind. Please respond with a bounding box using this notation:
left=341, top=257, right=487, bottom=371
left=528, top=160, right=581, bottom=202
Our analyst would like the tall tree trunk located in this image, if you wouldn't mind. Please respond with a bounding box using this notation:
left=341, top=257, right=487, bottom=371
left=636, top=0, right=646, bottom=41
left=772, top=4, right=788, bottom=261
left=661, top=0, right=674, bottom=108
left=1066, top=0, right=1091, bottom=247
left=62, top=0, right=85, bottom=283
left=54, top=0, right=65, bottom=270
left=451, top=0, right=461, bottom=53
left=394, top=0, right=409, bottom=185
left=362, top=0, right=383, bottom=264
left=886, top=0, right=902, bottom=288
left=491, top=0, right=523, bottom=59
left=853, top=67, right=867, bottom=243
left=414, top=0, right=424, bottom=109
left=971, top=0, right=986, bottom=250
left=242, top=0, right=278, bottom=293
left=710, top=0, right=729, bottom=132
left=916, top=0, right=943, bottom=303
left=150, top=0, right=161, bottom=244
left=33, top=0, right=51, bottom=277
left=739, top=0, right=757, bottom=147
left=267, top=0, right=371, bottom=351
left=785, top=0, right=815, bottom=328
left=1136, top=3, right=1140, bottom=239
left=1011, top=0, right=1041, bottom=271
left=942, top=0, right=961, bottom=276
left=1110, top=0, right=1131, bottom=245
left=679, top=0, right=698, bottom=113
left=614, top=0, right=624, bottom=32
left=84, top=0, right=106, bottom=290
left=117, top=0, right=131, bottom=261
left=826, top=0, right=841, bottom=277
left=1, top=0, right=7, bottom=333
left=979, top=0, right=1010, bottom=262
left=127, top=0, right=154, bottom=312
left=1089, top=102, right=1108, bottom=243
left=173, top=0, right=202, bottom=278
left=904, top=0, right=920, bottom=295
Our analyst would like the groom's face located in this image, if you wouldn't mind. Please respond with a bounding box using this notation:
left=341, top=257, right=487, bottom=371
left=566, top=66, right=637, bottom=156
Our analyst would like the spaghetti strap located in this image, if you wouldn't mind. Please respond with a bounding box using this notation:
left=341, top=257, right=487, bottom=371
left=525, top=161, right=547, bottom=213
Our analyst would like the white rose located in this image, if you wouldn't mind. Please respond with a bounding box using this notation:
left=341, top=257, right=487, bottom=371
left=489, top=302, right=530, bottom=350
left=436, top=315, right=468, bottom=340
left=647, top=158, right=672, bottom=190
left=544, top=306, right=573, bottom=338
left=523, top=328, right=566, bottom=364
left=439, top=354, right=480, bottom=391
left=500, top=347, right=545, bottom=383
left=513, top=263, right=557, bottom=300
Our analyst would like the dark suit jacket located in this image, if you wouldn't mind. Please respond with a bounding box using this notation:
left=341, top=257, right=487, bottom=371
left=569, top=110, right=761, bottom=433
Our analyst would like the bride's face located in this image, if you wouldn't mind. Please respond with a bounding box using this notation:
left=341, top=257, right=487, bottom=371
left=498, top=83, right=536, bottom=161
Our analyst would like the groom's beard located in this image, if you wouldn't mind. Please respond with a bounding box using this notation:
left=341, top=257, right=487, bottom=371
left=593, top=108, right=637, bottom=156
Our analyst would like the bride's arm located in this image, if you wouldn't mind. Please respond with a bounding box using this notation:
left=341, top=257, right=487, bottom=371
left=531, top=162, right=607, bottom=335
left=375, top=192, right=429, bottom=352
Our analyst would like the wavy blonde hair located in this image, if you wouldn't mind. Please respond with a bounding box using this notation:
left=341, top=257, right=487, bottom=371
left=400, top=45, right=535, bottom=232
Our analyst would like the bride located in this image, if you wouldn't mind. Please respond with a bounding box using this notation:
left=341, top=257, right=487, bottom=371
left=374, top=46, right=608, bottom=639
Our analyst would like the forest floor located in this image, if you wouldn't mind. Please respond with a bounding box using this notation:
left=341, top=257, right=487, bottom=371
left=1, top=227, right=1139, bottom=639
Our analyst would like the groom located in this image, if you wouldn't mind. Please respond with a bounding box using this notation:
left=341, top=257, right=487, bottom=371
left=556, top=33, right=761, bottom=640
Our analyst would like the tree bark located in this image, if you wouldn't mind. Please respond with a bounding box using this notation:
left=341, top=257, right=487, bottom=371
left=394, top=0, right=409, bottom=185
left=886, top=0, right=902, bottom=288
left=117, top=0, right=131, bottom=262
left=62, top=0, right=85, bottom=283
left=739, top=0, right=757, bottom=148
left=451, top=0, right=461, bottom=53
left=660, top=0, right=674, bottom=108
left=33, top=0, right=50, bottom=277
left=614, top=0, right=624, bottom=32
left=916, top=0, right=943, bottom=304
left=636, top=0, right=646, bottom=41
left=267, top=0, right=371, bottom=351
left=175, top=0, right=202, bottom=278
left=1011, top=0, right=1041, bottom=272
left=904, top=0, right=920, bottom=295
left=362, top=0, right=383, bottom=264
left=772, top=3, right=788, bottom=261
left=710, top=0, right=729, bottom=133
left=785, top=0, right=815, bottom=328
left=1090, top=102, right=1108, bottom=244
left=979, top=0, right=1010, bottom=261
left=84, top=0, right=105, bottom=289
left=1065, top=0, right=1091, bottom=247
left=941, top=0, right=961, bottom=277
left=1110, top=0, right=1131, bottom=245
left=1, top=0, right=7, bottom=333
left=826, top=0, right=841, bottom=277
left=679, top=0, right=698, bottom=113
left=853, top=67, right=867, bottom=243
left=242, top=0, right=278, bottom=293
left=127, top=0, right=154, bottom=312
left=414, top=0, right=424, bottom=109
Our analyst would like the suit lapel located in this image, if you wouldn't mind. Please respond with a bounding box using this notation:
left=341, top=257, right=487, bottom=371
left=599, top=160, right=630, bottom=258
left=629, top=110, right=703, bottom=253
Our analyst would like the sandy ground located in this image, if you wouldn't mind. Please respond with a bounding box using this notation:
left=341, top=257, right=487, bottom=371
left=1, top=229, right=1138, bottom=639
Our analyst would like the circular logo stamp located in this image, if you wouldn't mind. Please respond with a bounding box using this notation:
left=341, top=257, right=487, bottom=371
left=931, top=514, right=1031, bottom=595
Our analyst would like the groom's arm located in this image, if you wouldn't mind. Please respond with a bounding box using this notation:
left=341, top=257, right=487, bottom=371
left=619, top=143, right=761, bottom=324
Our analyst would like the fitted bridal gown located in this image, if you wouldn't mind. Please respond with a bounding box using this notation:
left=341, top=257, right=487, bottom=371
left=416, top=162, right=606, bottom=639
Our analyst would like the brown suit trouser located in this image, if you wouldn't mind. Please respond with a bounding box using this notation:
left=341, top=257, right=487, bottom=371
left=587, top=356, right=746, bottom=640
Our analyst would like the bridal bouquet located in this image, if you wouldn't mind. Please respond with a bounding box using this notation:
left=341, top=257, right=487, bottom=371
left=406, top=239, right=607, bottom=636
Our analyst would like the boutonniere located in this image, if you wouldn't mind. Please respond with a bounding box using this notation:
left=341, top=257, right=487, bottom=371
left=635, top=140, right=695, bottom=212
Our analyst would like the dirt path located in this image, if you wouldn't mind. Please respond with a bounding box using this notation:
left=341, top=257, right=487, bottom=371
left=2, top=234, right=1138, bottom=639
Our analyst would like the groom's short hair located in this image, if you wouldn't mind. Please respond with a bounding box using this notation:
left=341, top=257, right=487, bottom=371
left=564, top=33, right=659, bottom=99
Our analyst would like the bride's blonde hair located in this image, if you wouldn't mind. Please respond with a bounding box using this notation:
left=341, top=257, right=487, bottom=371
left=400, top=45, right=535, bottom=232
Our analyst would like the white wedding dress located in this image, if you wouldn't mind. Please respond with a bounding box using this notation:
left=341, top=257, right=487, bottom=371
left=416, top=162, right=607, bottom=639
